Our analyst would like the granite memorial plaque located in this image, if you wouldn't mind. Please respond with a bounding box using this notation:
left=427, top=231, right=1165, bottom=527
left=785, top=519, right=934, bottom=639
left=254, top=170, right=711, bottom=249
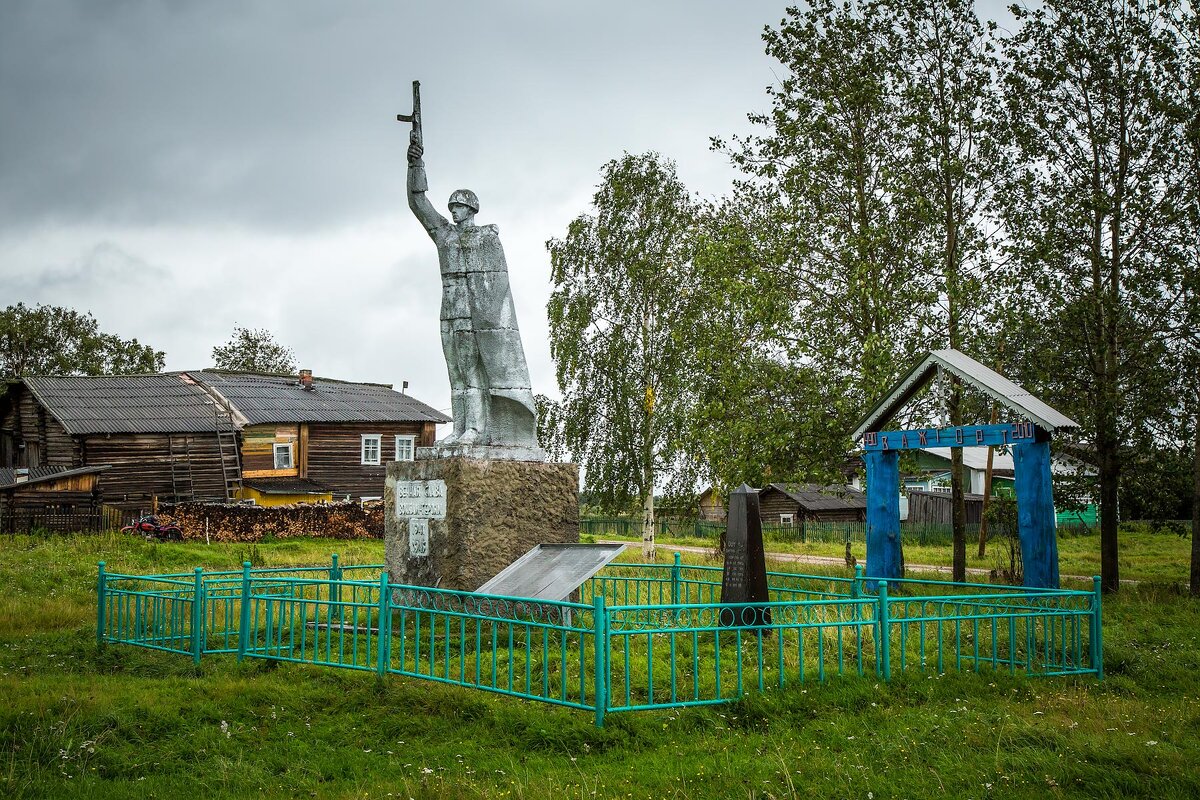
left=719, top=484, right=772, bottom=629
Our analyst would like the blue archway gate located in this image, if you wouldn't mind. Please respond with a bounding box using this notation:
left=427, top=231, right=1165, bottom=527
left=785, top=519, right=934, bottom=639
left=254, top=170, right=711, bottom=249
left=853, top=350, right=1079, bottom=589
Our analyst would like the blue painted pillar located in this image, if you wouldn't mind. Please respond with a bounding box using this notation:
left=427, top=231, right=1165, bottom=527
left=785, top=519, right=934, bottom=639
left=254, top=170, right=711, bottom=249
left=1013, top=431, right=1060, bottom=588
left=864, top=449, right=903, bottom=582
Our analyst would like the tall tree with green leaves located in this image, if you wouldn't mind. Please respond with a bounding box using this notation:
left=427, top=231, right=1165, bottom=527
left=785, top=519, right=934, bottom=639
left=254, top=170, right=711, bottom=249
left=211, top=326, right=297, bottom=374
left=0, top=302, right=164, bottom=381
left=714, top=0, right=933, bottom=461
left=1176, top=3, right=1200, bottom=597
left=996, top=0, right=1193, bottom=593
left=546, top=153, right=700, bottom=559
left=889, top=0, right=1002, bottom=581
left=686, top=197, right=849, bottom=492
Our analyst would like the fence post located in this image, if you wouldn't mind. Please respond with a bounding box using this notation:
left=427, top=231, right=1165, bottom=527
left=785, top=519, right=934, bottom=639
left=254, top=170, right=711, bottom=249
left=376, top=572, right=391, bottom=677
left=877, top=580, right=890, bottom=681
left=96, top=562, right=107, bottom=647
left=671, top=552, right=682, bottom=606
left=332, top=552, right=344, bottom=609
left=237, top=561, right=252, bottom=662
left=191, top=567, right=204, bottom=665
left=593, top=595, right=608, bottom=728
left=1092, top=575, right=1104, bottom=680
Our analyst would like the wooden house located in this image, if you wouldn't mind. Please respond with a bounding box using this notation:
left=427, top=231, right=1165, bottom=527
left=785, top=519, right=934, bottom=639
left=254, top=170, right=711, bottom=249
left=757, top=484, right=867, bottom=526
left=0, top=374, right=239, bottom=512
left=696, top=487, right=727, bottom=522
left=194, top=370, right=447, bottom=504
left=0, top=370, right=449, bottom=512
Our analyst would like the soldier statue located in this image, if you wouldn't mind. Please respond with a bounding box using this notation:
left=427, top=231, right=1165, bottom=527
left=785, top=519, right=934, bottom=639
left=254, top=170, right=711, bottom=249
left=405, top=116, right=541, bottom=456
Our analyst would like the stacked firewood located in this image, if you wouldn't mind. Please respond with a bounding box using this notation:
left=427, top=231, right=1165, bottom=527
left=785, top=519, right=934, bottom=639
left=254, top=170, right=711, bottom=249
left=158, top=500, right=384, bottom=542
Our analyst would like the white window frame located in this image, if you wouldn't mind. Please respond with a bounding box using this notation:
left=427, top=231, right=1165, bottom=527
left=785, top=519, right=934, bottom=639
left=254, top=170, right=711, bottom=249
left=779, top=513, right=794, bottom=527
left=394, top=434, right=416, bottom=462
left=273, top=442, right=294, bottom=470
left=361, top=434, right=382, bottom=466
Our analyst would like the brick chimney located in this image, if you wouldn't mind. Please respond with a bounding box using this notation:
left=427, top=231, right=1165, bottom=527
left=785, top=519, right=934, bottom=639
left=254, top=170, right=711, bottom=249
left=299, top=369, right=314, bottom=390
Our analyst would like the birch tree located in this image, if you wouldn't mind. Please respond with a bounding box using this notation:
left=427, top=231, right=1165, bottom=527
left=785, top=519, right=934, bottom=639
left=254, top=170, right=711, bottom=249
left=546, top=153, right=700, bottom=559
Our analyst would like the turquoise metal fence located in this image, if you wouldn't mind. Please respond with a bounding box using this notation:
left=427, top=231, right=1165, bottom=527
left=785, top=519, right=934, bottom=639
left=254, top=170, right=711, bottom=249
left=97, top=556, right=1103, bottom=727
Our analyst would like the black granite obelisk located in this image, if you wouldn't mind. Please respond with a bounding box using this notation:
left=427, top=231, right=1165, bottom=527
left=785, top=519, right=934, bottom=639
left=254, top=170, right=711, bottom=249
left=719, top=484, right=771, bottom=629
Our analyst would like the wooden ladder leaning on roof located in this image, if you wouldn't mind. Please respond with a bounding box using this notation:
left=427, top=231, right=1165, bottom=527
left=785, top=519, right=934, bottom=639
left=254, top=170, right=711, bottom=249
left=167, top=433, right=196, bottom=503
left=211, top=401, right=243, bottom=502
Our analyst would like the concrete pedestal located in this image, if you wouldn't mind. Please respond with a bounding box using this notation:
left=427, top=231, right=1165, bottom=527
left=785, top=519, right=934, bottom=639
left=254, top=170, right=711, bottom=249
left=385, top=457, right=579, bottom=592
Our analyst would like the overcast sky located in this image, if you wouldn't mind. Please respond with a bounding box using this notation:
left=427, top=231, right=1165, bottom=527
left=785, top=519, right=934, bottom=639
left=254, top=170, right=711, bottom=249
left=0, top=1, right=1011, bottom=419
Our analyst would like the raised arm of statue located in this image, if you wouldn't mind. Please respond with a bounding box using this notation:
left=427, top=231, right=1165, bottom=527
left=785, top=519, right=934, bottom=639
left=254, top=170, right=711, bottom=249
left=407, top=136, right=447, bottom=235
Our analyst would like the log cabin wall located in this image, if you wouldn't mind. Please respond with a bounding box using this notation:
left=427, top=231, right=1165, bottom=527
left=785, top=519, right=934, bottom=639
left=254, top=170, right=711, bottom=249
left=808, top=507, right=866, bottom=523
left=82, top=433, right=227, bottom=510
left=759, top=490, right=801, bottom=524
left=306, top=421, right=432, bottom=499
left=2, top=387, right=78, bottom=469
left=758, top=488, right=865, bottom=524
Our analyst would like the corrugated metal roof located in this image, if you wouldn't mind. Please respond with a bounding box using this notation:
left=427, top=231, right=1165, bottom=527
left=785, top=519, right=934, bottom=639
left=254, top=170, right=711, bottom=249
left=14, top=371, right=449, bottom=435
left=852, top=349, right=1079, bottom=440
left=192, top=371, right=450, bottom=425
left=767, top=483, right=867, bottom=512
left=24, top=374, right=227, bottom=435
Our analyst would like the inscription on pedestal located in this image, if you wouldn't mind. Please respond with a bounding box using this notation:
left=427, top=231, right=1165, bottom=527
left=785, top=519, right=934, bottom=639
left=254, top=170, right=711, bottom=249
left=409, top=518, right=430, bottom=557
left=393, top=480, right=447, bottom=519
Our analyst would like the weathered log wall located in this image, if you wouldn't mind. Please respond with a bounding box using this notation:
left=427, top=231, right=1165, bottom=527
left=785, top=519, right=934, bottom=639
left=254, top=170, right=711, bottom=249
left=306, top=422, right=433, bottom=500
left=1, top=387, right=79, bottom=468
left=83, top=433, right=227, bottom=508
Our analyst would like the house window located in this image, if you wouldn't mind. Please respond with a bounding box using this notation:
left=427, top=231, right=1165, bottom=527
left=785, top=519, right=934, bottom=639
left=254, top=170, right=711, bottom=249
left=779, top=513, right=794, bottom=527
left=395, top=434, right=416, bottom=462
left=361, top=434, right=382, bottom=465
left=273, top=443, right=293, bottom=470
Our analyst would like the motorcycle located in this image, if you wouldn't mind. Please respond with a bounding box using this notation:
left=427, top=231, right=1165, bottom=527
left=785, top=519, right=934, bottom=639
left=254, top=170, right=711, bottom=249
left=121, top=515, right=183, bottom=542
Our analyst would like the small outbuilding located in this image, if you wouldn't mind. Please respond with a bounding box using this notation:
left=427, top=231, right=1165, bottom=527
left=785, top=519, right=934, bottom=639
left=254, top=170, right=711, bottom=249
left=757, top=483, right=867, bottom=526
left=0, top=464, right=110, bottom=532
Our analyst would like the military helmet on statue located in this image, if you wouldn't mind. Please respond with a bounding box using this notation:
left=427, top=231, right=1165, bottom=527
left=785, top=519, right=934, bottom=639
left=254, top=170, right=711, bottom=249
left=447, top=189, right=480, bottom=213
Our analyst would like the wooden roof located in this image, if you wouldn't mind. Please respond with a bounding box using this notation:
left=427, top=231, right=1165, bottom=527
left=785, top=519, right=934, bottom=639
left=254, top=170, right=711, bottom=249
left=852, top=349, right=1079, bottom=440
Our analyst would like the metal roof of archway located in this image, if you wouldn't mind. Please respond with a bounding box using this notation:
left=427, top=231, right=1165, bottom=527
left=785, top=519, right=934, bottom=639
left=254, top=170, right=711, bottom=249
left=851, top=349, right=1079, bottom=440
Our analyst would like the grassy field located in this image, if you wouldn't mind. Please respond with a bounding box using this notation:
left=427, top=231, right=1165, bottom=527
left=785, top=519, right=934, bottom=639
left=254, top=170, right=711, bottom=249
left=2, top=533, right=1199, bottom=799
left=597, top=528, right=1194, bottom=585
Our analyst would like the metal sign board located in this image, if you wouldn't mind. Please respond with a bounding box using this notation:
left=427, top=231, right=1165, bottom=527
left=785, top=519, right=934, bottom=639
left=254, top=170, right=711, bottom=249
left=475, top=543, right=627, bottom=601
